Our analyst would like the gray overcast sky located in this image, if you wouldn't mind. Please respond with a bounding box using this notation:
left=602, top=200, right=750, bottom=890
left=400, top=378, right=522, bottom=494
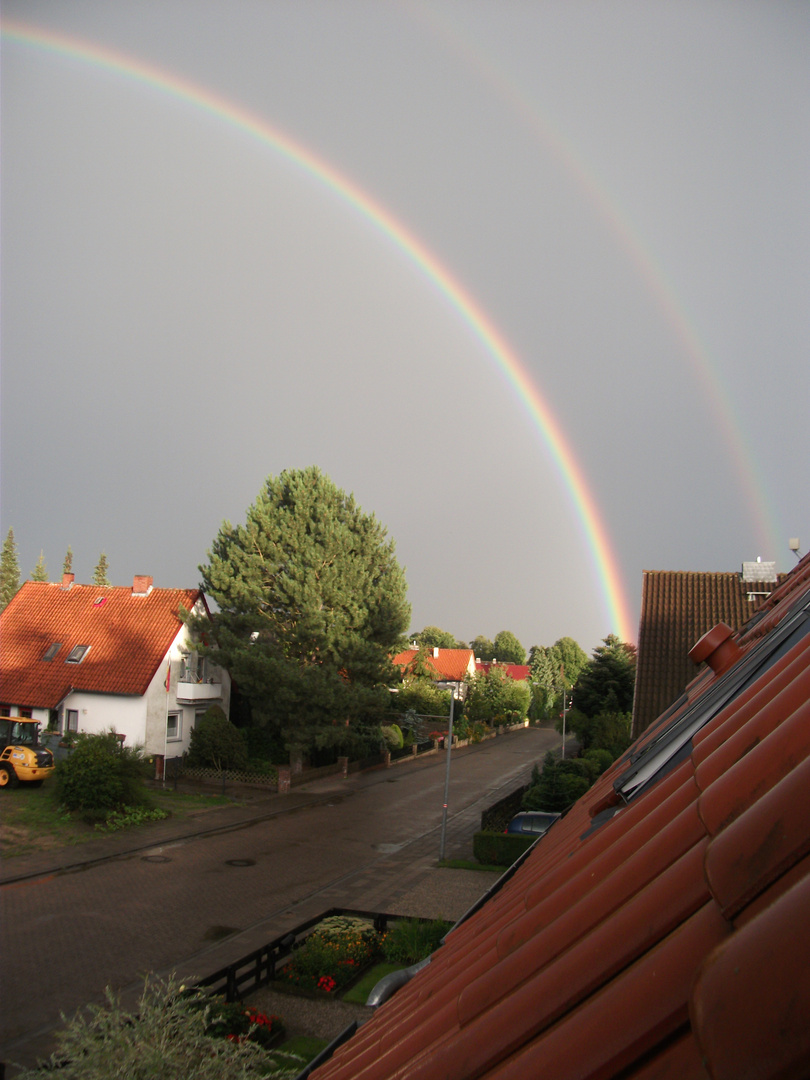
left=2, top=1, right=808, bottom=655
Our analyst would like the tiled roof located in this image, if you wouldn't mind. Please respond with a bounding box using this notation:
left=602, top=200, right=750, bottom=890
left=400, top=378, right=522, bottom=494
left=474, top=662, right=530, bottom=681
left=632, top=570, right=783, bottom=737
left=0, top=579, right=199, bottom=708
left=314, top=553, right=810, bottom=1080
left=392, top=649, right=475, bottom=682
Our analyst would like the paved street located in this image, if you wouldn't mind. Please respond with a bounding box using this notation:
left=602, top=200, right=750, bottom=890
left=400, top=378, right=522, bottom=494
left=0, top=726, right=559, bottom=1069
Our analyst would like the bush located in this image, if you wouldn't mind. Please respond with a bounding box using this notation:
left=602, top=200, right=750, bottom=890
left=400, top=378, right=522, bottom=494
left=521, top=753, right=591, bottom=813
left=15, top=975, right=297, bottom=1079
left=56, top=732, right=150, bottom=813
left=187, top=707, right=248, bottom=771
left=94, top=806, right=169, bottom=832
left=381, top=724, right=404, bottom=750
left=473, top=830, right=534, bottom=866
left=582, top=747, right=615, bottom=777
left=381, top=919, right=451, bottom=965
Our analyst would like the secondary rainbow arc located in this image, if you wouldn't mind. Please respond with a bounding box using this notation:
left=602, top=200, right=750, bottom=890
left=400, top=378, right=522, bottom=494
left=2, top=18, right=636, bottom=642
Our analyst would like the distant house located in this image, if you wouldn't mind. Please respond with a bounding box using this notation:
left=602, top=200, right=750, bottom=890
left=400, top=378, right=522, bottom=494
left=632, top=562, right=783, bottom=737
left=474, top=660, right=530, bottom=682
left=310, top=551, right=810, bottom=1080
left=392, top=647, right=476, bottom=696
left=0, top=573, right=229, bottom=765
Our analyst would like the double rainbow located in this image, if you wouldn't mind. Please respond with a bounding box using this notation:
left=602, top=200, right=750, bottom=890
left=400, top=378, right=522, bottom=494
left=2, top=19, right=636, bottom=642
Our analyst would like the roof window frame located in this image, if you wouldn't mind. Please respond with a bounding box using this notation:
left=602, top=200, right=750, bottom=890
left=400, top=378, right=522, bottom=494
left=42, top=642, right=63, bottom=661
left=65, top=644, right=91, bottom=665
left=615, top=586, right=810, bottom=803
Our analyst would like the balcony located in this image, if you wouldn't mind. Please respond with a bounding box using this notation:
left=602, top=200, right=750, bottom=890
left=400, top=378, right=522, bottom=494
left=175, top=679, right=223, bottom=705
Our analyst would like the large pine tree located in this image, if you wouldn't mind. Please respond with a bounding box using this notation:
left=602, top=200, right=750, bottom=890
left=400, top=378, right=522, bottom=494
left=0, top=528, right=21, bottom=610
left=197, top=467, right=411, bottom=755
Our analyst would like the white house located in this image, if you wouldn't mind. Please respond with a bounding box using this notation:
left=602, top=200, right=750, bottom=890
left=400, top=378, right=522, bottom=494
left=0, top=573, right=230, bottom=768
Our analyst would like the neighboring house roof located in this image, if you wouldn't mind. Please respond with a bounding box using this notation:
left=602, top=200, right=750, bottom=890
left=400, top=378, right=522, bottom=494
left=392, top=648, right=475, bottom=682
left=0, top=575, right=199, bottom=708
left=632, top=568, right=783, bottom=738
left=474, top=661, right=530, bottom=681
left=314, top=552, right=810, bottom=1080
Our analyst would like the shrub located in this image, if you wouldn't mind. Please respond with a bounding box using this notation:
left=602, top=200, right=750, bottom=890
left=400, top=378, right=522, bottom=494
left=381, top=919, right=451, bottom=965
left=94, top=806, right=169, bottom=832
left=187, top=707, right=248, bottom=772
left=15, top=975, right=297, bottom=1079
left=56, top=731, right=150, bottom=813
left=582, top=747, right=615, bottom=777
left=381, top=724, right=404, bottom=750
left=473, top=830, right=534, bottom=866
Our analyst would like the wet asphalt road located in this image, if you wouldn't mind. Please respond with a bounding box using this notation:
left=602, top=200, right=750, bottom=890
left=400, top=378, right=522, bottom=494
left=0, top=726, right=560, bottom=1068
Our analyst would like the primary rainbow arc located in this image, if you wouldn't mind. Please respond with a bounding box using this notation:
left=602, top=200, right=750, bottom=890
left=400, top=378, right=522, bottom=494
left=2, top=18, right=636, bottom=642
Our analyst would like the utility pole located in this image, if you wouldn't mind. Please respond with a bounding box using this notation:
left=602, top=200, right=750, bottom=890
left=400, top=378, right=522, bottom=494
left=439, top=690, right=456, bottom=861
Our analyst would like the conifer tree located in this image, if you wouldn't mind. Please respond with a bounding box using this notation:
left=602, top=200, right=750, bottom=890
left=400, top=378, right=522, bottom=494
left=31, top=550, right=49, bottom=582
left=197, top=466, right=411, bottom=755
left=0, top=528, right=21, bottom=610
left=93, top=552, right=111, bottom=586
left=63, top=546, right=74, bottom=575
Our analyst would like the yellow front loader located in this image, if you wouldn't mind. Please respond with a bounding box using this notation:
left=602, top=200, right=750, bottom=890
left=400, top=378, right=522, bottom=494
left=0, top=716, right=56, bottom=788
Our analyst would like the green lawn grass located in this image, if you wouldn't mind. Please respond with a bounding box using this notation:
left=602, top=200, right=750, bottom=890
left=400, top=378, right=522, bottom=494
left=341, top=962, right=406, bottom=1004
left=1, top=782, right=233, bottom=858
left=276, top=1034, right=329, bottom=1059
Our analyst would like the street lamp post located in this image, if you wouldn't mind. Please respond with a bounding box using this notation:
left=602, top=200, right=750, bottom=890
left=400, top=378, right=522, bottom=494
left=438, top=690, right=456, bottom=861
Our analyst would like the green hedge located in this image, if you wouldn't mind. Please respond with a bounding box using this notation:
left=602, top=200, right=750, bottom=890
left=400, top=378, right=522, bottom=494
left=473, top=830, right=535, bottom=866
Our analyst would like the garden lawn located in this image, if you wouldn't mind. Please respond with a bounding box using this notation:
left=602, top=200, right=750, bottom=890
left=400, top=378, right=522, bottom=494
left=0, top=783, right=233, bottom=858
left=341, top=962, right=406, bottom=1004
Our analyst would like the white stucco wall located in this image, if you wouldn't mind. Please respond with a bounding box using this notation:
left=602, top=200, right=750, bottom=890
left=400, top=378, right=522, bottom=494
left=61, top=691, right=146, bottom=745
left=144, top=619, right=231, bottom=759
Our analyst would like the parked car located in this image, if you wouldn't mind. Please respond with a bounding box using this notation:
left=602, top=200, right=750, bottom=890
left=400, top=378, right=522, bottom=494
left=505, top=811, right=560, bottom=837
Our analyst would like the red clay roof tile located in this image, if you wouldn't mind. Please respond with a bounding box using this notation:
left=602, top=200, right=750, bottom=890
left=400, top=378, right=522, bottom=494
left=0, top=580, right=199, bottom=708
left=392, top=648, right=474, bottom=682
left=312, top=552, right=810, bottom=1080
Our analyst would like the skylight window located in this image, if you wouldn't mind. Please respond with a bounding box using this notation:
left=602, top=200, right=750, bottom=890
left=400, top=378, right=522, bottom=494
left=42, top=643, right=62, bottom=661
left=66, top=644, right=90, bottom=664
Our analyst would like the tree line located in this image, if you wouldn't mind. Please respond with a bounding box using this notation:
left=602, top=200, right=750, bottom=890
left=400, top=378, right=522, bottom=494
left=3, top=468, right=636, bottom=776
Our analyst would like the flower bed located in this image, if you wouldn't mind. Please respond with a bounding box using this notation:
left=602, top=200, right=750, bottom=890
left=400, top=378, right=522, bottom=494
left=205, top=1000, right=286, bottom=1048
left=276, top=915, right=454, bottom=1000
left=277, top=915, right=382, bottom=995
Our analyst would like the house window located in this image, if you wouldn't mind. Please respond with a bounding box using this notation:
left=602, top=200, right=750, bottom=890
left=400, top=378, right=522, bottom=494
left=19, top=708, right=33, bottom=718
left=66, top=644, right=90, bottom=664
left=42, top=643, right=62, bottom=661
left=167, top=713, right=182, bottom=741
left=66, top=709, right=79, bottom=733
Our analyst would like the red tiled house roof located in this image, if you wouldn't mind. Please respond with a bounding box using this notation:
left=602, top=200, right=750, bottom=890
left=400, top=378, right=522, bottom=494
left=474, top=661, right=530, bottom=681
left=0, top=577, right=200, bottom=709
left=393, top=648, right=475, bottom=683
left=632, top=569, right=783, bottom=738
left=314, top=553, right=810, bottom=1080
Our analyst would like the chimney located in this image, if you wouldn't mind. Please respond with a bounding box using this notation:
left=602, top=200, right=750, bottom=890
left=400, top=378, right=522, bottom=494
left=433, top=647, right=440, bottom=658
left=132, top=575, right=153, bottom=596
left=61, top=573, right=75, bottom=589
left=689, top=623, right=741, bottom=676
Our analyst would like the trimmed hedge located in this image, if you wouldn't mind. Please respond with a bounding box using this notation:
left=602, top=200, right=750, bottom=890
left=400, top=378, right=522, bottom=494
left=473, top=830, right=535, bottom=867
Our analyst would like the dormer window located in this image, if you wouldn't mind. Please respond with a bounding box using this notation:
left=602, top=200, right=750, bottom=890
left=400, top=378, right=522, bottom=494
left=66, top=644, right=90, bottom=664
left=42, top=643, right=62, bottom=661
